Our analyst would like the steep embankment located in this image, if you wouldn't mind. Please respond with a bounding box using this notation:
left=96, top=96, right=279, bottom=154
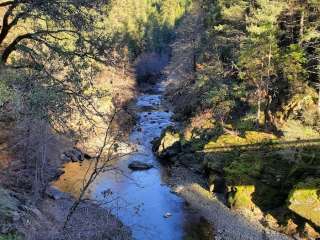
left=159, top=2, right=320, bottom=240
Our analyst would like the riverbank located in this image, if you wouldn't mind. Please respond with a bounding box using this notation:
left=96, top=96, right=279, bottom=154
left=0, top=125, right=132, bottom=240
left=0, top=139, right=132, bottom=240
left=0, top=65, right=136, bottom=240
left=17, top=194, right=131, bottom=240
left=164, top=163, right=291, bottom=240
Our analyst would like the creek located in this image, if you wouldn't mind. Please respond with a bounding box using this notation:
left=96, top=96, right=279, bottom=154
left=54, top=80, right=212, bottom=240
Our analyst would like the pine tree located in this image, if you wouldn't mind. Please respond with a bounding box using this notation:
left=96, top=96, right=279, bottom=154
left=239, top=0, right=284, bottom=126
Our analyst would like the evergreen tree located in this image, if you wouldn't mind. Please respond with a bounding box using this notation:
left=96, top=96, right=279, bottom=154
left=239, top=0, right=284, bottom=125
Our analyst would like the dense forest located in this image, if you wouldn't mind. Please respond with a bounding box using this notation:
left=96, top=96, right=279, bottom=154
left=0, top=0, right=320, bottom=240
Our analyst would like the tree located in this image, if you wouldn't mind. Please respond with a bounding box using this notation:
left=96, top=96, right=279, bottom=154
left=0, top=0, right=118, bottom=203
left=239, top=0, right=284, bottom=126
left=0, top=0, right=111, bottom=64
left=0, top=0, right=116, bottom=129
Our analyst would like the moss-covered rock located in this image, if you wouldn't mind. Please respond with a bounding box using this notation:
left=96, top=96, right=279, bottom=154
left=204, top=134, right=247, bottom=151
left=244, top=131, right=277, bottom=144
left=288, top=178, right=320, bottom=227
left=227, top=185, right=256, bottom=209
left=204, top=151, right=237, bottom=174
left=153, top=126, right=181, bottom=160
left=224, top=153, right=263, bottom=183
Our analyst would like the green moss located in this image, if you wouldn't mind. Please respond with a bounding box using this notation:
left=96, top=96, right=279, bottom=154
left=280, top=120, right=320, bottom=141
left=204, top=134, right=247, bottom=151
left=229, top=185, right=256, bottom=209
left=288, top=178, right=320, bottom=227
left=224, top=153, right=262, bottom=183
left=154, top=126, right=181, bottom=155
left=244, top=131, right=277, bottom=144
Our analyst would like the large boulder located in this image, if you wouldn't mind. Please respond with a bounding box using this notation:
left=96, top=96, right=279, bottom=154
left=204, top=134, right=248, bottom=152
left=288, top=178, right=320, bottom=227
left=45, top=186, right=70, bottom=200
left=153, top=126, right=181, bottom=160
left=227, top=185, right=256, bottom=210
left=208, top=173, right=226, bottom=193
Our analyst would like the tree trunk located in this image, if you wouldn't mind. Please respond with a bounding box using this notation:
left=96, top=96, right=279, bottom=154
left=257, top=91, right=261, bottom=126
left=192, top=37, right=197, bottom=72
left=299, top=10, right=304, bottom=45
left=264, top=95, right=272, bottom=126
left=318, top=87, right=320, bottom=112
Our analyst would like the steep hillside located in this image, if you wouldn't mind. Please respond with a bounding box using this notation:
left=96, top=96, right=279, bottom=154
left=157, top=0, right=320, bottom=239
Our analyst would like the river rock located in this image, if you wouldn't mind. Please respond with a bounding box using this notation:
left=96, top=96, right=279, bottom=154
left=128, top=161, right=153, bottom=170
left=63, top=148, right=93, bottom=162
left=208, top=174, right=226, bottom=193
left=45, top=186, right=69, bottom=200
left=153, top=126, right=181, bottom=160
left=63, top=147, right=85, bottom=162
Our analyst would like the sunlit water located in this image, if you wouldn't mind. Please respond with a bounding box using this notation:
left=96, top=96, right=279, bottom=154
left=94, top=82, right=189, bottom=240
left=54, top=82, right=211, bottom=240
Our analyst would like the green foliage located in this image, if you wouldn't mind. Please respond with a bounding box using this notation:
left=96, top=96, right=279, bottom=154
left=0, top=0, right=191, bottom=136
left=0, top=234, right=21, bottom=240
left=192, top=0, right=320, bottom=130
left=0, top=69, right=14, bottom=106
left=105, top=0, right=190, bottom=54
left=238, top=0, right=283, bottom=113
left=202, top=84, right=235, bottom=122
left=282, top=44, right=307, bottom=84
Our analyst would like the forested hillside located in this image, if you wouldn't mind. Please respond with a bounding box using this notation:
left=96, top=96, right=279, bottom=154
left=155, top=0, right=320, bottom=239
left=170, top=0, right=320, bottom=128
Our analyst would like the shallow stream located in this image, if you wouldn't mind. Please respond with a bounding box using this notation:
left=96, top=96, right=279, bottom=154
left=54, top=81, right=212, bottom=240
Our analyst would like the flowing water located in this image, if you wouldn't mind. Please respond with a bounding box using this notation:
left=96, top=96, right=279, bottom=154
left=54, top=81, right=212, bottom=240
